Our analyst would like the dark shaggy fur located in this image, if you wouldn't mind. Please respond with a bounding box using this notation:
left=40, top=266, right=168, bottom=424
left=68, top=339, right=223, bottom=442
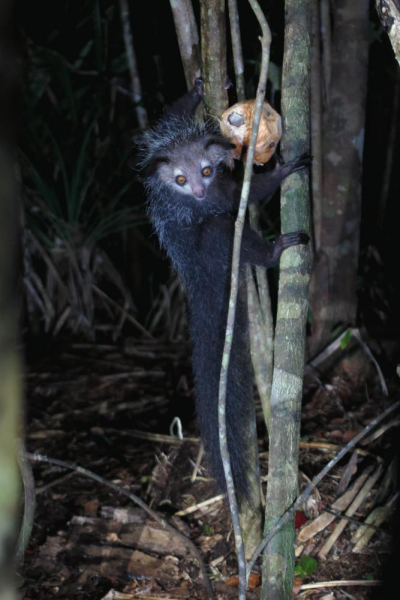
left=138, top=80, right=310, bottom=502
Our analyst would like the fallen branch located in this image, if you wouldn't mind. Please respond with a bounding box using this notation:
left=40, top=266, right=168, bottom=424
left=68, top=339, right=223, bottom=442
left=24, top=451, right=215, bottom=600
left=247, top=400, right=400, bottom=577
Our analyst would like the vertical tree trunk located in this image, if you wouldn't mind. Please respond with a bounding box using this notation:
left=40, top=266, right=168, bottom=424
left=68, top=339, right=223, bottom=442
left=310, top=0, right=369, bottom=356
left=262, top=1, right=312, bottom=598
left=0, top=1, right=21, bottom=598
left=200, top=0, right=229, bottom=117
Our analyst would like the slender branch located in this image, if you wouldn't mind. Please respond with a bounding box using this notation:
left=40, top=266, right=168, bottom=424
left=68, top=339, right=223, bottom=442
left=169, top=0, right=201, bottom=88
left=247, top=400, right=400, bottom=575
left=92, top=285, right=154, bottom=339
left=228, top=0, right=246, bottom=101
left=118, top=0, right=148, bottom=129
left=228, top=0, right=274, bottom=431
left=24, top=452, right=215, bottom=600
left=218, top=1, right=271, bottom=596
left=15, top=444, right=36, bottom=566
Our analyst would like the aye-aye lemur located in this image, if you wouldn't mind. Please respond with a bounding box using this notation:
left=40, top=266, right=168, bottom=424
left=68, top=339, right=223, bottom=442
left=139, top=79, right=310, bottom=503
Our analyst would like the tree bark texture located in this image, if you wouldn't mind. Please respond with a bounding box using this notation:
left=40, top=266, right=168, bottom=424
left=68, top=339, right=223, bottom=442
left=247, top=263, right=273, bottom=430
left=118, top=0, right=148, bottom=129
left=228, top=0, right=246, bottom=101
left=310, top=0, right=369, bottom=356
left=200, top=0, right=229, bottom=118
left=262, top=0, right=312, bottom=598
left=375, top=0, right=400, bottom=65
left=0, top=1, right=21, bottom=598
left=170, top=0, right=201, bottom=88
left=310, top=0, right=323, bottom=251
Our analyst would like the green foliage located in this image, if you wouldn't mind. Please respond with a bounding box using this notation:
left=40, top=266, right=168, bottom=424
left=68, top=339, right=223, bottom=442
left=21, top=0, right=146, bottom=338
left=340, top=329, right=353, bottom=350
left=294, top=555, right=318, bottom=578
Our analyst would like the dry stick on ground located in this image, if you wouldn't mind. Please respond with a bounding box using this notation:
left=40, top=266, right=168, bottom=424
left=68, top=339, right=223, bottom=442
left=323, top=506, right=391, bottom=536
left=297, top=466, right=374, bottom=545
left=352, top=491, right=399, bottom=552
left=306, top=327, right=388, bottom=396
left=300, top=579, right=383, bottom=592
left=362, top=418, right=400, bottom=445
left=351, top=329, right=388, bottom=395
left=216, top=1, right=271, bottom=596
left=247, top=400, right=400, bottom=577
left=24, top=452, right=215, bottom=600
left=298, top=441, right=371, bottom=458
left=318, top=463, right=383, bottom=557
left=190, top=442, right=205, bottom=483
left=94, top=428, right=198, bottom=444
left=175, top=494, right=225, bottom=517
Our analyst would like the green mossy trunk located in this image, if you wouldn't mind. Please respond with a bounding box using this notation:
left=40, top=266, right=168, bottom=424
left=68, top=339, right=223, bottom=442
left=262, top=0, right=312, bottom=598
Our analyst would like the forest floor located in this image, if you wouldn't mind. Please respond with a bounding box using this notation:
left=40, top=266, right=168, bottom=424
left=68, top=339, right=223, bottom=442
left=20, top=336, right=400, bottom=600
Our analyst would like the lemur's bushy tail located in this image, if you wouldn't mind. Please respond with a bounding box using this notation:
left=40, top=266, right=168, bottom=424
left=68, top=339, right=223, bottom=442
left=190, top=284, right=257, bottom=505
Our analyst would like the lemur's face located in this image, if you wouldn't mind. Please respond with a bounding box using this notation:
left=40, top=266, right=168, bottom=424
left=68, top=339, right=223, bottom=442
left=157, top=155, right=215, bottom=200
left=152, top=136, right=235, bottom=201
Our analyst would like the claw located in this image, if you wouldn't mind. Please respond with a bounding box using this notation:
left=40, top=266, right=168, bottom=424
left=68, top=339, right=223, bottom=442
left=284, top=153, right=313, bottom=174
left=194, top=78, right=204, bottom=98
left=278, top=231, right=310, bottom=250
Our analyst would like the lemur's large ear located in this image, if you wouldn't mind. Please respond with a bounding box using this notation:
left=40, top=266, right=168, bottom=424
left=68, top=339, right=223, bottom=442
left=204, top=136, right=236, bottom=165
left=142, top=154, right=170, bottom=177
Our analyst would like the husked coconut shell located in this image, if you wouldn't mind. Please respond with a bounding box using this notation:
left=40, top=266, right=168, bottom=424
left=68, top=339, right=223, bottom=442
left=220, top=100, right=282, bottom=165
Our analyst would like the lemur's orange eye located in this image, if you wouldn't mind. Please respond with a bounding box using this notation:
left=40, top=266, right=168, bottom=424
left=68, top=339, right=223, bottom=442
left=202, top=166, right=212, bottom=177
left=176, top=175, right=186, bottom=185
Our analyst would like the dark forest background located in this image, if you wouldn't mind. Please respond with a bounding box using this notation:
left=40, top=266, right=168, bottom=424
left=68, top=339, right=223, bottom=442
left=16, top=0, right=400, bottom=353
left=0, top=2, right=398, bottom=598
